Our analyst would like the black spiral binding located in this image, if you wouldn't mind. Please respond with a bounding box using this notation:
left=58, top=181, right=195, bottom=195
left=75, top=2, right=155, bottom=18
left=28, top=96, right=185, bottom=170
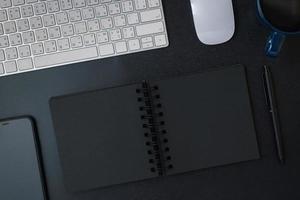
left=136, top=81, right=173, bottom=176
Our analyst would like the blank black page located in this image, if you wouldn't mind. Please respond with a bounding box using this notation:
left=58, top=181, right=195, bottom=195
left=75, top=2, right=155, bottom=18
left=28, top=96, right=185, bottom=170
left=153, top=66, right=260, bottom=175
left=50, top=84, right=155, bottom=192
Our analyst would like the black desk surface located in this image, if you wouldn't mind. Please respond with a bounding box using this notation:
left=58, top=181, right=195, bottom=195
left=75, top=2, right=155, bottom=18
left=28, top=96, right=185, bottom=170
left=1, top=0, right=300, bottom=199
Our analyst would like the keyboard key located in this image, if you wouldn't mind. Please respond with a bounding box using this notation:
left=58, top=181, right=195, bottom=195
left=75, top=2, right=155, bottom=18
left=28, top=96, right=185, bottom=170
left=17, top=19, right=30, bottom=31
left=13, top=0, right=25, bottom=6
left=0, top=10, right=8, bottom=22
left=94, top=5, right=107, bottom=17
left=70, top=35, right=83, bottom=47
left=96, top=31, right=108, bottom=43
left=4, top=21, right=17, bottom=34
left=0, top=0, right=12, bottom=8
left=0, top=24, right=4, bottom=35
left=123, top=27, right=134, bottom=38
left=141, top=36, right=153, bottom=48
left=56, top=12, right=69, bottom=24
left=122, top=1, right=134, bottom=13
left=100, top=17, right=113, bottom=29
left=18, top=45, right=31, bottom=57
left=29, top=16, right=42, bottom=29
left=47, top=0, right=60, bottom=13
left=83, top=33, right=96, bottom=45
left=154, top=34, right=167, bottom=46
left=26, top=0, right=38, bottom=3
left=22, top=31, right=35, bottom=43
left=73, top=0, right=85, bottom=8
left=60, top=0, right=73, bottom=10
left=114, top=15, right=126, bottom=27
left=0, top=49, right=5, bottom=60
left=128, top=39, right=140, bottom=51
left=0, top=63, right=4, bottom=74
left=115, top=41, right=127, bottom=53
left=35, top=28, right=48, bottom=41
left=34, top=2, right=47, bottom=15
left=148, top=0, right=159, bottom=8
left=0, top=35, right=9, bottom=48
left=18, top=57, right=33, bottom=71
left=136, top=21, right=164, bottom=36
left=100, top=0, right=112, bottom=3
left=82, top=7, right=94, bottom=20
left=61, top=24, right=74, bottom=36
left=134, top=0, right=146, bottom=10
left=9, top=33, right=22, bottom=46
left=141, top=37, right=152, bottom=43
left=21, top=5, right=34, bottom=17
left=140, top=9, right=162, bottom=22
left=31, top=42, right=44, bottom=55
left=108, top=3, right=120, bottom=15
left=74, top=21, right=87, bottom=34
left=87, top=20, right=100, bottom=32
left=57, top=38, right=70, bottom=50
left=43, top=14, right=56, bottom=27
left=4, top=61, right=17, bottom=73
left=142, top=41, right=153, bottom=48
left=99, top=43, right=114, bottom=56
left=48, top=26, right=61, bottom=39
left=44, top=40, right=57, bottom=53
left=109, top=29, right=121, bottom=41
left=87, top=0, right=98, bottom=6
left=8, top=7, right=21, bottom=20
left=69, top=9, right=82, bottom=22
left=127, top=13, right=139, bottom=25
left=35, top=46, right=98, bottom=68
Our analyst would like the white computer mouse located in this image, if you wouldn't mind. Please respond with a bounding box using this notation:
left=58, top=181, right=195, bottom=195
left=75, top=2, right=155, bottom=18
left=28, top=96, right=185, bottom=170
left=190, top=0, right=235, bottom=45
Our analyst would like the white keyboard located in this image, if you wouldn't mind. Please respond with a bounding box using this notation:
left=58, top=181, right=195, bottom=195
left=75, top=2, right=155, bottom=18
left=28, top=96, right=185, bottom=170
left=0, top=0, right=169, bottom=77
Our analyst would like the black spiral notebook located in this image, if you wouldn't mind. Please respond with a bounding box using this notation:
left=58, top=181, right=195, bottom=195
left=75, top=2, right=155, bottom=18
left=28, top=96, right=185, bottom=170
left=50, top=65, right=260, bottom=192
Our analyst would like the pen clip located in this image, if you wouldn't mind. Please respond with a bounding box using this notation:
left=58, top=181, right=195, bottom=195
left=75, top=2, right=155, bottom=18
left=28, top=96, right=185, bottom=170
left=262, top=70, right=271, bottom=109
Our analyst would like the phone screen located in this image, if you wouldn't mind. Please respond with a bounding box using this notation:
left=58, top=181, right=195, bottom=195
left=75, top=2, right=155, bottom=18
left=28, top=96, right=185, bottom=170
left=0, top=118, right=46, bottom=200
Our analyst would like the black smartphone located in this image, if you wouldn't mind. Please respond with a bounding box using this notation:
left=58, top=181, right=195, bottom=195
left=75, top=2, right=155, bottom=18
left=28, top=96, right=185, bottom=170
left=0, top=117, right=47, bottom=200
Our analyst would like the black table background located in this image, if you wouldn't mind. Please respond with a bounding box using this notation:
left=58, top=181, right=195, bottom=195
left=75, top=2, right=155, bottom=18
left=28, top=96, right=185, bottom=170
left=1, top=0, right=300, bottom=199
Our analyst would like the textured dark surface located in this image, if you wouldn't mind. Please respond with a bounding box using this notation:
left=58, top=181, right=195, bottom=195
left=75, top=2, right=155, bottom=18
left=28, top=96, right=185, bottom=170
left=0, top=0, right=300, bottom=199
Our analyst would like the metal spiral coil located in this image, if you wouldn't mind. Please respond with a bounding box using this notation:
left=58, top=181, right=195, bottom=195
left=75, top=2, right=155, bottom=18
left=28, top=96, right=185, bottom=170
left=136, top=81, right=173, bottom=176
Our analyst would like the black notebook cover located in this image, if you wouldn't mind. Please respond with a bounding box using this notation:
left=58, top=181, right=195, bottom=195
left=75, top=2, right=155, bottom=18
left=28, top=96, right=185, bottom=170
left=50, top=65, right=260, bottom=192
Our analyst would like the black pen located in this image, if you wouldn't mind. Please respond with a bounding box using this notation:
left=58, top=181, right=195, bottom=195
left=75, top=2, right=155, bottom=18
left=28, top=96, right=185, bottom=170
left=263, top=65, right=285, bottom=164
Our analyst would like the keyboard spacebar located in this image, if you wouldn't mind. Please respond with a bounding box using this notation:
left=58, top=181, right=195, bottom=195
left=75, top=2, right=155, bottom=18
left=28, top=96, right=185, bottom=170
left=34, top=47, right=98, bottom=68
